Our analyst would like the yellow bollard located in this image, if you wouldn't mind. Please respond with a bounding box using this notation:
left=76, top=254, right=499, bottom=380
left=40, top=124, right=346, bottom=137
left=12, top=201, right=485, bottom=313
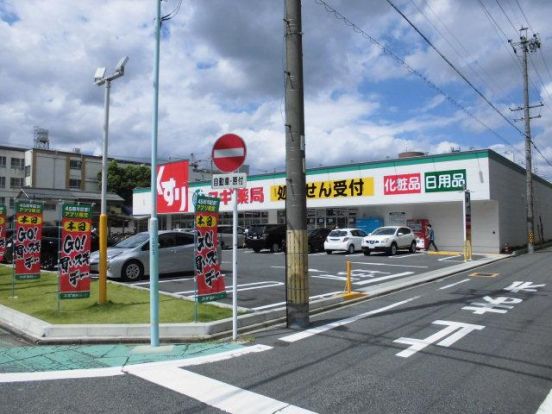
left=344, top=259, right=352, bottom=294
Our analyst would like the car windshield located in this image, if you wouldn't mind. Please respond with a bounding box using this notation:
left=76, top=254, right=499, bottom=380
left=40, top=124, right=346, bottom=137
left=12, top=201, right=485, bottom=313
left=114, top=232, right=149, bottom=248
left=329, top=230, right=347, bottom=237
left=371, top=227, right=396, bottom=236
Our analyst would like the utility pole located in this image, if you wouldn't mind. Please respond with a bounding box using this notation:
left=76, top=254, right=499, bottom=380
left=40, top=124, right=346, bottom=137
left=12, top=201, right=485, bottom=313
left=284, top=0, right=309, bottom=328
left=509, top=28, right=543, bottom=254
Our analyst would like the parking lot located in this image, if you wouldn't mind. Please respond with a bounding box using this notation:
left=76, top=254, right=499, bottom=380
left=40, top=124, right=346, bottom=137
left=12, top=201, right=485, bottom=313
left=129, top=248, right=489, bottom=312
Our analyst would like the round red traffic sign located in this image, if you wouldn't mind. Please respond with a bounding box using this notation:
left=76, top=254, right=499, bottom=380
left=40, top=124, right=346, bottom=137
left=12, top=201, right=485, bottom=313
left=211, top=133, right=247, bottom=173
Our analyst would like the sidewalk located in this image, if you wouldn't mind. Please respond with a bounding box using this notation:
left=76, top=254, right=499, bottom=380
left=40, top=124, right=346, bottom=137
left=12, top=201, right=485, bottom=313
left=0, top=342, right=245, bottom=374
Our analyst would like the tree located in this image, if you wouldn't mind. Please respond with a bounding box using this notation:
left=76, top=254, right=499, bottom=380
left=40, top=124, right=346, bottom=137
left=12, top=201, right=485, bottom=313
left=98, top=161, right=151, bottom=205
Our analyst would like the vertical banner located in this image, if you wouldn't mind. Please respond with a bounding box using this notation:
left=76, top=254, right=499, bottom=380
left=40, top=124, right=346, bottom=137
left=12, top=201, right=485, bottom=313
left=194, top=195, right=226, bottom=303
left=59, top=204, right=92, bottom=299
left=14, top=201, right=43, bottom=280
left=0, top=205, right=6, bottom=262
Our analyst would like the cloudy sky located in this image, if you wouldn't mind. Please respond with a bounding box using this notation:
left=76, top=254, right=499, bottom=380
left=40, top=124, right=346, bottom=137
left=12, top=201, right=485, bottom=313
left=1, top=0, right=552, bottom=178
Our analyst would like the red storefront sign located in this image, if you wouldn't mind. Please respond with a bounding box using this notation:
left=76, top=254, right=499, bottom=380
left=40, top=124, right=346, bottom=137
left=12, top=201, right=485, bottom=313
left=59, top=204, right=92, bottom=299
left=0, top=205, right=6, bottom=262
left=14, top=201, right=43, bottom=280
left=156, top=160, right=189, bottom=214
left=383, top=173, right=422, bottom=195
left=194, top=195, right=226, bottom=303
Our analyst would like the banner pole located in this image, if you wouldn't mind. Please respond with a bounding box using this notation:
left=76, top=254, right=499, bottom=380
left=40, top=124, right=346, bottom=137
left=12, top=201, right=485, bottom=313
left=10, top=210, right=15, bottom=299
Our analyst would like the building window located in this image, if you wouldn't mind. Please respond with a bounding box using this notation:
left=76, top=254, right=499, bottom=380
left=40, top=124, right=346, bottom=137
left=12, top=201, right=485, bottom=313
left=0, top=156, right=6, bottom=168
left=9, top=198, right=15, bottom=208
left=70, top=160, right=82, bottom=170
left=0, top=197, right=4, bottom=205
left=69, top=178, right=81, bottom=189
left=10, top=177, right=24, bottom=188
left=0, top=176, right=5, bottom=188
left=10, top=158, right=24, bottom=170
left=25, top=165, right=31, bottom=177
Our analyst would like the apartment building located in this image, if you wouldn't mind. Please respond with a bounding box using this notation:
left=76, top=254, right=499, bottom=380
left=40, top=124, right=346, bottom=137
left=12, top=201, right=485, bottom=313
left=0, top=145, right=27, bottom=215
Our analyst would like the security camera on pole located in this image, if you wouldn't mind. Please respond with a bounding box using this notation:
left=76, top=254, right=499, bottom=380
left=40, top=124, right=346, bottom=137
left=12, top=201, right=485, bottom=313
left=211, top=133, right=247, bottom=341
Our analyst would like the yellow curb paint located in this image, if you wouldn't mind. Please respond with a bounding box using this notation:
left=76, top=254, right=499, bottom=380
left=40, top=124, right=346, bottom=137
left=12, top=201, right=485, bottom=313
left=469, top=272, right=500, bottom=278
left=427, top=251, right=462, bottom=256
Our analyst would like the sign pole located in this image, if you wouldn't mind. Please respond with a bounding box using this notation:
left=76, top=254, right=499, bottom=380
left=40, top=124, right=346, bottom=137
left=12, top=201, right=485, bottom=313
left=232, top=188, right=238, bottom=341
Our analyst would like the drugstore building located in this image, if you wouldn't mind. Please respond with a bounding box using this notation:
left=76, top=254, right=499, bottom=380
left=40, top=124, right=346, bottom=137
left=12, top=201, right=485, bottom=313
left=133, top=149, right=552, bottom=254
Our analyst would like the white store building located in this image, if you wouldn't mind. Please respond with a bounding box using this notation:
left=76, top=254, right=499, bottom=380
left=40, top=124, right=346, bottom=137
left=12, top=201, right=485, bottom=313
left=133, top=149, right=552, bottom=254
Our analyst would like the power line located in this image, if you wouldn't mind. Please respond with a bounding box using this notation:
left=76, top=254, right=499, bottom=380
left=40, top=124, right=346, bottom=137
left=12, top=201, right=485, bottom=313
left=386, top=0, right=526, bottom=137
left=313, top=0, right=518, bottom=152
left=495, top=0, right=518, bottom=35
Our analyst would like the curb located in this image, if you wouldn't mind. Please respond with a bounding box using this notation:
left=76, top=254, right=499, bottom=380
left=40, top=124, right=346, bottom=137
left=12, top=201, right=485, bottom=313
left=0, top=254, right=510, bottom=344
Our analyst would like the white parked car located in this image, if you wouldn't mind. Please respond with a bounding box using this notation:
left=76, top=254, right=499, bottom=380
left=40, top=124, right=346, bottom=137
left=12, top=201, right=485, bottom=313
left=361, top=226, right=417, bottom=256
left=324, top=228, right=367, bottom=254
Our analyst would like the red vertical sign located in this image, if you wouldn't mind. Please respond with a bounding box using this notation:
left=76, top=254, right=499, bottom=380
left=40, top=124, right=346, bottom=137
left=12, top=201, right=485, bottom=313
left=14, top=201, right=43, bottom=280
left=156, top=160, right=189, bottom=214
left=0, top=205, right=6, bottom=262
left=194, top=195, right=226, bottom=302
left=59, top=204, right=92, bottom=299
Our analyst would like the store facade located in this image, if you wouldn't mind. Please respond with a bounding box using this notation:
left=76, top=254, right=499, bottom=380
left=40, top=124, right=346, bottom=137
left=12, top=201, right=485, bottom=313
left=133, top=149, right=552, bottom=254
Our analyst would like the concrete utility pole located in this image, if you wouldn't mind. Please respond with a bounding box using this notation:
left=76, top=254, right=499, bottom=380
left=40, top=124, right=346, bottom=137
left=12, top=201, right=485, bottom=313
left=509, top=28, right=543, bottom=254
left=284, top=0, right=309, bottom=328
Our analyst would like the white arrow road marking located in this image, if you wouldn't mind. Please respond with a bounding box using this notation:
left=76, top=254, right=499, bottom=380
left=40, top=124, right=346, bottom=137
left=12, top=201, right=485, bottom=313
left=278, top=296, right=420, bottom=343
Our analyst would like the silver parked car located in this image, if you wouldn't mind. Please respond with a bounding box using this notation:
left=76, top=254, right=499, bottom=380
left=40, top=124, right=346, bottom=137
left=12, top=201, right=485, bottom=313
left=218, top=224, right=245, bottom=249
left=90, top=230, right=221, bottom=282
left=361, top=226, right=417, bottom=256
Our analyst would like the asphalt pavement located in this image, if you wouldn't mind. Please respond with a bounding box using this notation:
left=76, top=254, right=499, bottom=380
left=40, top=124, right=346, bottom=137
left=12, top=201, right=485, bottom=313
left=1, top=249, right=551, bottom=413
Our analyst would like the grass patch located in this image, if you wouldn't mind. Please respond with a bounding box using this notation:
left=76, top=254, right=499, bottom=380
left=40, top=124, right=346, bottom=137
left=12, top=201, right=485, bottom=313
left=0, top=265, right=232, bottom=324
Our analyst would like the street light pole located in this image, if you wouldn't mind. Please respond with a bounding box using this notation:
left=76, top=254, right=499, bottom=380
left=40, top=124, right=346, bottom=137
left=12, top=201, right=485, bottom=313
left=94, top=56, right=129, bottom=305
left=99, top=80, right=111, bottom=305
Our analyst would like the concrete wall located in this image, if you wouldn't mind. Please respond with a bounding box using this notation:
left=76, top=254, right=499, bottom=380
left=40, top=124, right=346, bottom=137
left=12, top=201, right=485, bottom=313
left=357, top=199, right=500, bottom=253
left=489, top=157, right=552, bottom=248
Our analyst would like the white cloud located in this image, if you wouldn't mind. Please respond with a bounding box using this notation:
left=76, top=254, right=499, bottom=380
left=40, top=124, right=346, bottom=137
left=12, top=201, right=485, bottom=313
left=0, top=0, right=551, bottom=181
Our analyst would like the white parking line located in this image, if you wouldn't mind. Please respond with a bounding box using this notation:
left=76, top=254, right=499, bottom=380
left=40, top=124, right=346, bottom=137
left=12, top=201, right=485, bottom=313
left=438, top=255, right=463, bottom=262
left=251, top=292, right=341, bottom=311
left=389, top=252, right=426, bottom=259
left=439, top=279, right=470, bottom=290
left=278, top=296, right=420, bottom=343
left=351, top=262, right=428, bottom=269
left=174, top=281, right=283, bottom=295
left=132, top=277, right=191, bottom=286
left=354, top=271, right=414, bottom=286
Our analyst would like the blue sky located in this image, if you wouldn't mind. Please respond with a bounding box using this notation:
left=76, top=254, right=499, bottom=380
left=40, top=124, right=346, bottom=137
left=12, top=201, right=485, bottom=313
left=0, top=0, right=551, bottom=179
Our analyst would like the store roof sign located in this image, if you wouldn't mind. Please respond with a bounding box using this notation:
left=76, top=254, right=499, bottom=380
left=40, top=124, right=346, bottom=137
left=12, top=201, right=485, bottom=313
left=425, top=169, right=466, bottom=192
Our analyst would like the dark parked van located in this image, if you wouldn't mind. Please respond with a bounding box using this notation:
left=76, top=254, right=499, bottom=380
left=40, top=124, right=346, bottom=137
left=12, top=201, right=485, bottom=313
left=245, top=224, right=286, bottom=253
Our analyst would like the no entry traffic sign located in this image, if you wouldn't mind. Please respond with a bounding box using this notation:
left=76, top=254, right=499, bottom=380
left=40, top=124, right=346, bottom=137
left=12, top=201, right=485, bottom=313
left=212, top=133, right=247, bottom=173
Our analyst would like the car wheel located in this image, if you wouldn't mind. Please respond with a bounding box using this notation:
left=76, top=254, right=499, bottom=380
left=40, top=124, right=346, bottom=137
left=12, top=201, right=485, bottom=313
left=347, top=244, right=355, bottom=254
left=409, top=241, right=416, bottom=253
left=388, top=243, right=397, bottom=256
left=308, top=243, right=315, bottom=253
left=326, top=250, right=332, bottom=255
left=363, top=248, right=371, bottom=256
left=270, top=242, right=280, bottom=253
left=253, top=248, right=261, bottom=253
left=121, top=260, right=144, bottom=282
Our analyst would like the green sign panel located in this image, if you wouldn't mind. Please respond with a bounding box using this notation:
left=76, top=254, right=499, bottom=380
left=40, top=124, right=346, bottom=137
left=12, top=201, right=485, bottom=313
left=425, top=169, right=466, bottom=192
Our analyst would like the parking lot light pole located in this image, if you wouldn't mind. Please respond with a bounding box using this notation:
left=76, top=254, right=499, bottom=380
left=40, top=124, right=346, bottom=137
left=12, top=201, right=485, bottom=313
left=94, top=56, right=129, bottom=305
